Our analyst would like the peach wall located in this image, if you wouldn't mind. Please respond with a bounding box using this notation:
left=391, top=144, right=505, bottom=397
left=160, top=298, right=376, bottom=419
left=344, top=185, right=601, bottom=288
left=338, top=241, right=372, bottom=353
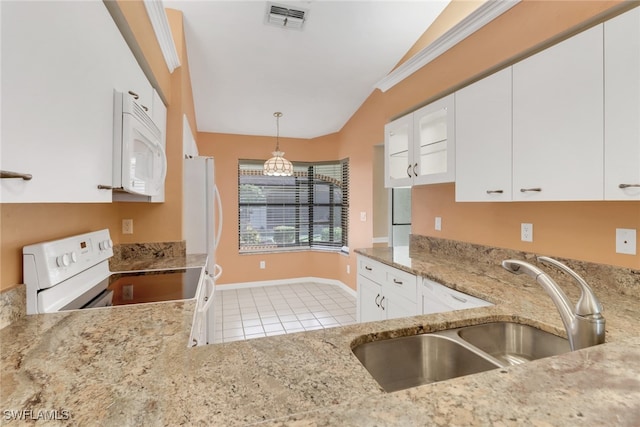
left=196, top=132, right=350, bottom=285
left=0, top=4, right=196, bottom=291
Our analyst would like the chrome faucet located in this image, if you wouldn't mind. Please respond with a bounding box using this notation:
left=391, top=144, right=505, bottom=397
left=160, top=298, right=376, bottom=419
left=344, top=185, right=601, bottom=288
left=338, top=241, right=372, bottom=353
left=501, top=256, right=605, bottom=351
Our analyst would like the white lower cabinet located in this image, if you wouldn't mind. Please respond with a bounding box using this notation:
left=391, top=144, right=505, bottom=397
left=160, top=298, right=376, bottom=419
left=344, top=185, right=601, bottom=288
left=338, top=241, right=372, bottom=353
left=357, top=255, right=493, bottom=322
left=357, top=256, right=418, bottom=322
left=422, top=278, right=492, bottom=314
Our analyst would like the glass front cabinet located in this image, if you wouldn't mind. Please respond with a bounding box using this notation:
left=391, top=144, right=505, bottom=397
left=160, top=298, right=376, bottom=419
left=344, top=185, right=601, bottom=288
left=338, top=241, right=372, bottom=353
left=384, top=94, right=455, bottom=188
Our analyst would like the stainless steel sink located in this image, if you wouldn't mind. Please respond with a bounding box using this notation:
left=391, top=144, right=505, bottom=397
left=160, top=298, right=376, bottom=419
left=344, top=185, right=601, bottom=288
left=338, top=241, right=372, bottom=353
left=456, top=322, right=571, bottom=365
left=352, top=334, right=501, bottom=392
left=353, top=322, right=571, bottom=392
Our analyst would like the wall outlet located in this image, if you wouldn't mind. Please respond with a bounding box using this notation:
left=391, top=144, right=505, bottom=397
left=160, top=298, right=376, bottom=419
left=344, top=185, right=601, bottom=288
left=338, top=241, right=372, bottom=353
left=122, top=219, right=133, bottom=234
left=347, top=264, right=351, bottom=274
left=616, top=228, right=637, bottom=255
left=360, top=211, right=367, bottom=222
left=123, top=284, right=133, bottom=300
left=521, top=223, right=533, bottom=242
left=435, top=217, right=442, bottom=231
left=259, top=260, right=266, bottom=269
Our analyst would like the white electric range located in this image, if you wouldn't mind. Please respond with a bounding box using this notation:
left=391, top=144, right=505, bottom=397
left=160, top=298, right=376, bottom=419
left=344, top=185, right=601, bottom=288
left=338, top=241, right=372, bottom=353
left=23, top=229, right=215, bottom=347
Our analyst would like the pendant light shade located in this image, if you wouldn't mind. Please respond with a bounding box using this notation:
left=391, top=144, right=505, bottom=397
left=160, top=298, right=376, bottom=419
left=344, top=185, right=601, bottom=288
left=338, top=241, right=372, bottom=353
left=264, top=112, right=293, bottom=176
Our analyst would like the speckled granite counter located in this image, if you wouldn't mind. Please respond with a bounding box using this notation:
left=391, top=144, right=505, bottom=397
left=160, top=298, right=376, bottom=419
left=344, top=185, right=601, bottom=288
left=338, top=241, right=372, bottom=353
left=1, top=247, right=639, bottom=426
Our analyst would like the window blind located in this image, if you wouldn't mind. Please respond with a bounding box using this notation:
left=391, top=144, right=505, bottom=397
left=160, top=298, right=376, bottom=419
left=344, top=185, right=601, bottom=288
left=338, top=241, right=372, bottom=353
left=238, top=159, right=349, bottom=253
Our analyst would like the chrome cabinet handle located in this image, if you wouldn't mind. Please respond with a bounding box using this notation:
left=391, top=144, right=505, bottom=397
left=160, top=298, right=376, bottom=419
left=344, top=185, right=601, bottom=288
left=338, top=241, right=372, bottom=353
left=486, top=189, right=504, bottom=194
left=520, top=187, right=542, bottom=193
left=380, top=296, right=385, bottom=310
left=451, top=294, right=467, bottom=303
left=128, top=90, right=139, bottom=100
left=1, top=170, right=32, bottom=180
left=393, top=278, right=403, bottom=285
left=365, top=266, right=373, bottom=271
left=619, top=184, right=640, bottom=189
left=413, top=163, right=418, bottom=177
left=375, top=293, right=381, bottom=307
left=406, top=165, right=412, bottom=178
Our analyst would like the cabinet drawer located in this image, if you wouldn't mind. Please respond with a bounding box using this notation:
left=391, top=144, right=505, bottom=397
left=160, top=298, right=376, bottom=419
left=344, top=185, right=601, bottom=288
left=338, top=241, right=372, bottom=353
left=383, top=267, right=417, bottom=302
left=358, top=256, right=386, bottom=283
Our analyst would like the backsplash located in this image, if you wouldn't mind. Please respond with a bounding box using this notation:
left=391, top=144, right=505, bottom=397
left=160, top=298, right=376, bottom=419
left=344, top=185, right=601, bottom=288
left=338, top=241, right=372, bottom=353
left=110, top=241, right=186, bottom=264
left=410, top=234, right=640, bottom=298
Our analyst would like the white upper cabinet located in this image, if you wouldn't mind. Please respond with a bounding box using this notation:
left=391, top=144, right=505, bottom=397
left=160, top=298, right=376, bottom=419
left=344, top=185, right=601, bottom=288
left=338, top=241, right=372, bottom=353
left=384, top=114, right=414, bottom=188
left=384, top=94, right=455, bottom=188
left=455, top=67, right=513, bottom=202
left=1, top=1, right=153, bottom=203
left=512, top=24, right=604, bottom=201
left=604, top=7, right=640, bottom=200
left=412, top=94, right=455, bottom=186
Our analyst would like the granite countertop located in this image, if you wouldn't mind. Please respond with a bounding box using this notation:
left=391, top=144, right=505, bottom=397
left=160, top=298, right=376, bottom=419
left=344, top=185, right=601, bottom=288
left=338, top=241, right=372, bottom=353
left=1, top=248, right=639, bottom=426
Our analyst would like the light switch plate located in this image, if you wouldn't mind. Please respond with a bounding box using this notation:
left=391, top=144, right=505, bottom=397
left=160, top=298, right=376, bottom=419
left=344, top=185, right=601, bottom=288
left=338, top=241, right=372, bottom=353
left=360, top=212, right=367, bottom=222
left=616, top=228, right=637, bottom=255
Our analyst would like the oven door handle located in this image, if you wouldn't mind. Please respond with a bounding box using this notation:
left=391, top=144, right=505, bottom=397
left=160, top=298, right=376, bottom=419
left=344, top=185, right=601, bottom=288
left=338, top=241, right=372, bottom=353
left=198, top=275, right=215, bottom=315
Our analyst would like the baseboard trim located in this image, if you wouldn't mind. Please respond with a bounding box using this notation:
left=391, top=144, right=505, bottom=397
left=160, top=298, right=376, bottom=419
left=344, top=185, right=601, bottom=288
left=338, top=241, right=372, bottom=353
left=216, top=277, right=356, bottom=298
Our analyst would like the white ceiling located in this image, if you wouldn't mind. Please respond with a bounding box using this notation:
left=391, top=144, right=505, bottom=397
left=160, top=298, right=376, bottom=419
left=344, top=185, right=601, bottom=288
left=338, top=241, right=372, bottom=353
left=163, top=1, right=450, bottom=139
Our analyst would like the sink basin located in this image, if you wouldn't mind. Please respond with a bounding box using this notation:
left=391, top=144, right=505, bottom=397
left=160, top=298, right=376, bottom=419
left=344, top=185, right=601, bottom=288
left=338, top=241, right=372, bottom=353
left=352, top=334, right=500, bottom=392
left=456, top=322, right=571, bottom=365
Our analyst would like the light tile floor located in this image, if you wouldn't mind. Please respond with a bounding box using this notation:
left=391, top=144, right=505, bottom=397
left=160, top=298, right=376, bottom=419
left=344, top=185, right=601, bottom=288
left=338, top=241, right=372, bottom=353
left=213, top=282, right=357, bottom=343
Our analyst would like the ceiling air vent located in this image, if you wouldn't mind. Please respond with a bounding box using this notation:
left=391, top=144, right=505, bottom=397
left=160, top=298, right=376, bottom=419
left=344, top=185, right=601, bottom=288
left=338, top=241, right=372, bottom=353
left=266, top=3, right=308, bottom=30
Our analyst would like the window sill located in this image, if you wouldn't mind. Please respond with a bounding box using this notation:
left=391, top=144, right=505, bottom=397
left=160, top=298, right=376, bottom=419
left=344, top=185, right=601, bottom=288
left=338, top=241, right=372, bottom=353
left=240, top=247, right=347, bottom=256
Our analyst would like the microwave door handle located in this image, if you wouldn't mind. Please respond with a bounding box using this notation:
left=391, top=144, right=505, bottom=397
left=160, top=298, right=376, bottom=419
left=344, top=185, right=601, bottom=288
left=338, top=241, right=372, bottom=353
left=157, top=142, right=167, bottom=190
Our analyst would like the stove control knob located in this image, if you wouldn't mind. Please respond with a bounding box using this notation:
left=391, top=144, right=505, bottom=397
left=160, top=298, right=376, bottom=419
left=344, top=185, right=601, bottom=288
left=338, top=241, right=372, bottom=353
left=99, top=239, right=113, bottom=250
left=69, top=252, right=78, bottom=263
left=56, top=254, right=70, bottom=267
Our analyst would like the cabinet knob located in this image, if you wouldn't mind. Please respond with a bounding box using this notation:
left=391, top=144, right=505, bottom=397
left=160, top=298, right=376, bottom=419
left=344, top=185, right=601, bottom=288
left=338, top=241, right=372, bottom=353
left=520, top=187, right=542, bottom=193
left=486, top=189, right=504, bottom=194
left=619, top=184, right=640, bottom=189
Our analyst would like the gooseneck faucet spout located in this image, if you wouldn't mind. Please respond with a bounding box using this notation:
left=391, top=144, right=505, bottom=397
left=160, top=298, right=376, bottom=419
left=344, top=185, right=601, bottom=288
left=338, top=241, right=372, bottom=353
left=501, top=258, right=605, bottom=351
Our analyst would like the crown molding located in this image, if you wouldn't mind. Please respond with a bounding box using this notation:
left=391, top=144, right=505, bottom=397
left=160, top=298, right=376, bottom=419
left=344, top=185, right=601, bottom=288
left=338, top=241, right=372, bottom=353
left=375, top=0, right=520, bottom=92
left=143, top=0, right=181, bottom=73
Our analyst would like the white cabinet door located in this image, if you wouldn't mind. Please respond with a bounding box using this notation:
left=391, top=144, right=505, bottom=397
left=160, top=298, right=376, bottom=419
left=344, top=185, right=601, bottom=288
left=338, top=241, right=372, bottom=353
left=413, top=94, right=455, bottom=186
left=0, top=2, right=153, bottom=203
left=512, top=25, right=604, bottom=201
left=455, top=68, right=513, bottom=202
left=384, top=114, right=414, bottom=188
left=604, top=7, right=640, bottom=200
left=358, top=276, right=384, bottom=323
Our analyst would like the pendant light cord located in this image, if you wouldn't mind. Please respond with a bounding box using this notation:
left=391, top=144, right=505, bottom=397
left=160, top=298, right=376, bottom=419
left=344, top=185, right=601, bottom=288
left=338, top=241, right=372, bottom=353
left=274, top=111, right=282, bottom=152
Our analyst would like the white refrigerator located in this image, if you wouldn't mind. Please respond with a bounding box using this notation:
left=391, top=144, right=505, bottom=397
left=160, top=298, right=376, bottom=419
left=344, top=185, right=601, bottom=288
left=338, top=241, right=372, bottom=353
left=183, top=156, right=222, bottom=344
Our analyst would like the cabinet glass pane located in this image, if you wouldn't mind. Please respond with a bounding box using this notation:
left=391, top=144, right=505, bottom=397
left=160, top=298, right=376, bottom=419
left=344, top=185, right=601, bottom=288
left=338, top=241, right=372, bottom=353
left=388, top=123, right=410, bottom=180
left=417, top=108, right=447, bottom=176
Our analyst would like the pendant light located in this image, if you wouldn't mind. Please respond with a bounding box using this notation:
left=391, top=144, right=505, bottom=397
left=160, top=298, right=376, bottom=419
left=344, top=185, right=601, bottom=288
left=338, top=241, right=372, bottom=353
left=263, top=112, right=293, bottom=176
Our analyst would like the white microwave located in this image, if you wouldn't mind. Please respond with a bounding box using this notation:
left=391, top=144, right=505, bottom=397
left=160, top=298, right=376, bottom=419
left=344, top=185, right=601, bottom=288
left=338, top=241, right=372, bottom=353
left=112, top=90, right=166, bottom=196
